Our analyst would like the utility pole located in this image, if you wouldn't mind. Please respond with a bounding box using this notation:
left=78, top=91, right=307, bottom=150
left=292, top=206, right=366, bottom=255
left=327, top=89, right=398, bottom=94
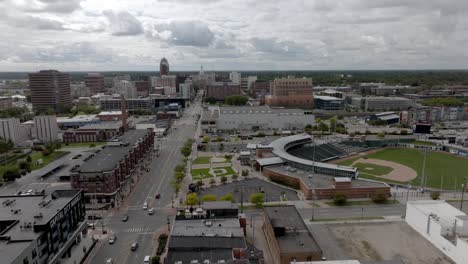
left=420, top=148, right=427, bottom=193
left=461, top=179, right=466, bottom=211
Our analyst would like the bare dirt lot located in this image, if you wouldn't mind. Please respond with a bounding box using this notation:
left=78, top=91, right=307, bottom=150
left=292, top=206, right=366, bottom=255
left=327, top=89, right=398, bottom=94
left=353, top=158, right=417, bottom=182
left=328, top=222, right=453, bottom=264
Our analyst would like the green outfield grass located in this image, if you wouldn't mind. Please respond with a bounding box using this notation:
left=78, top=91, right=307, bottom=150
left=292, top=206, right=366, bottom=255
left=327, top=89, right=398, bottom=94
left=362, top=148, right=468, bottom=190
left=354, top=162, right=393, bottom=176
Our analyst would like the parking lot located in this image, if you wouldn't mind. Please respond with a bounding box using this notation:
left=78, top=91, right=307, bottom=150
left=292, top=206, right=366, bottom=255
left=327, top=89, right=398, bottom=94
left=199, top=178, right=299, bottom=202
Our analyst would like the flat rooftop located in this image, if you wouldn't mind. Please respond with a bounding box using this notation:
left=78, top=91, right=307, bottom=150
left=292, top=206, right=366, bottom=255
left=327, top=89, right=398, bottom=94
left=172, top=218, right=244, bottom=237
left=57, top=115, right=98, bottom=123
left=264, top=205, right=321, bottom=254
left=0, top=190, right=81, bottom=242
left=265, top=165, right=388, bottom=189
left=78, top=129, right=149, bottom=172
left=78, top=120, right=122, bottom=130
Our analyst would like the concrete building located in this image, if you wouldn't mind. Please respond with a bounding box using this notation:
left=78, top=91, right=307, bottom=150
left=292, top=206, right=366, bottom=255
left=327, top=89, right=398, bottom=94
left=163, top=86, right=177, bottom=96
left=0, top=189, right=86, bottom=264
left=112, top=74, right=130, bottom=87
left=70, top=129, right=154, bottom=205
left=0, top=118, right=27, bottom=145
left=266, top=77, right=314, bottom=108
left=367, top=112, right=400, bottom=125
left=229, top=71, right=241, bottom=84
left=201, top=106, right=315, bottom=132
left=406, top=200, right=468, bottom=264
left=56, top=115, right=100, bottom=129
left=317, top=89, right=343, bottom=98
left=165, top=202, right=257, bottom=263
left=179, top=80, right=194, bottom=99
left=84, top=73, right=105, bottom=94
left=33, top=115, right=59, bottom=143
left=99, top=98, right=152, bottom=112
left=0, top=96, right=13, bottom=109
left=314, top=95, right=344, bottom=110
left=405, top=106, right=466, bottom=125
left=263, top=205, right=322, bottom=264
left=134, top=80, right=150, bottom=97
left=152, top=75, right=177, bottom=89
left=206, top=82, right=241, bottom=101
left=113, top=80, right=137, bottom=99
left=251, top=79, right=270, bottom=96
left=29, top=70, right=71, bottom=111
left=351, top=96, right=414, bottom=111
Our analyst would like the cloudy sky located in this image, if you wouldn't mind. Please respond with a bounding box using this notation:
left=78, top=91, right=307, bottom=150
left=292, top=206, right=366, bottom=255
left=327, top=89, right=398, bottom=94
left=0, top=0, right=467, bottom=71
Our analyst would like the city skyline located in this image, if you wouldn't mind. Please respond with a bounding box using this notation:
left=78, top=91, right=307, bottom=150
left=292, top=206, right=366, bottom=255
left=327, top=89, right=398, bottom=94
left=0, top=0, right=467, bottom=72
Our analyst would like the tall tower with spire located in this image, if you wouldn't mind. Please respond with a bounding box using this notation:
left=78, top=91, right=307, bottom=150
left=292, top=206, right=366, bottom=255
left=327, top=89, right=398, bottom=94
left=160, top=58, right=169, bottom=76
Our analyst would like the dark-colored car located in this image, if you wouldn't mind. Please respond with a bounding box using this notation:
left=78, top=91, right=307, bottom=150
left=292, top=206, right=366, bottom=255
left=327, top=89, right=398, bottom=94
left=122, top=215, right=128, bottom=222
left=155, top=193, right=161, bottom=199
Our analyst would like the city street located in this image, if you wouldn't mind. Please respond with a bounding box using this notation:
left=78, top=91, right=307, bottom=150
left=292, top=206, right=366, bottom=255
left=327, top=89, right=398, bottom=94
left=89, top=94, right=202, bottom=264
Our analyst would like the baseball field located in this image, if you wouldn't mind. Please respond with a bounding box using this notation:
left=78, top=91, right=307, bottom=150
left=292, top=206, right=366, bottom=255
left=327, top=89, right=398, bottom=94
left=338, top=148, right=468, bottom=190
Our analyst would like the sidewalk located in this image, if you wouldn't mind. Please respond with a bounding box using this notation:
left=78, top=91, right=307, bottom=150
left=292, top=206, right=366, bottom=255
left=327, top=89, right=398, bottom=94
left=62, top=231, right=97, bottom=264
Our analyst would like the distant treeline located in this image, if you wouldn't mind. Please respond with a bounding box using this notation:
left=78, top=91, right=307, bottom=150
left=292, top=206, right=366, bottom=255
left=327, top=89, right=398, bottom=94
left=2, top=70, right=468, bottom=87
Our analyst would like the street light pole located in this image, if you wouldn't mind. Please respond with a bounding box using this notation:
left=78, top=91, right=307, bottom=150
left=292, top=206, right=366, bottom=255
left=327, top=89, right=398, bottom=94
left=460, top=180, right=466, bottom=211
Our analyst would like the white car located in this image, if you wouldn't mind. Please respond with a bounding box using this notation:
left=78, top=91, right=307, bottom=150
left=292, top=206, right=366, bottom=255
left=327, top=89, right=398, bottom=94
left=144, top=255, right=150, bottom=263
left=148, top=208, right=154, bottom=215
left=143, top=202, right=148, bottom=210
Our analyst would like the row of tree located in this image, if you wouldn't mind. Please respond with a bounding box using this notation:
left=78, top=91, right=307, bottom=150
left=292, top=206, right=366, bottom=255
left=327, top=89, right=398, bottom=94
left=185, top=192, right=265, bottom=208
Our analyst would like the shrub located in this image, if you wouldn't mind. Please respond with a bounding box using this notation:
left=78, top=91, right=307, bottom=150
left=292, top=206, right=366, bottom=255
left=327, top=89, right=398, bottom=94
left=333, top=193, right=347, bottom=206
left=220, top=176, right=228, bottom=184
left=232, top=174, right=239, bottom=181
left=151, top=256, right=160, bottom=264
left=209, top=178, right=216, bottom=185
left=202, top=194, right=217, bottom=202
left=431, top=191, right=440, bottom=200
left=241, top=169, right=249, bottom=177
left=41, top=149, right=50, bottom=156
left=371, top=192, right=388, bottom=204
left=220, top=193, right=235, bottom=202
left=185, top=193, right=199, bottom=206
left=196, top=180, right=204, bottom=187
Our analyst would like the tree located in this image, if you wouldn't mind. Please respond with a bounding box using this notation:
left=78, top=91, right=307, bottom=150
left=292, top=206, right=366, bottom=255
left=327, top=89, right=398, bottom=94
left=0, top=139, right=14, bottom=154
left=202, top=136, right=210, bottom=143
left=170, top=179, right=181, bottom=193
left=151, top=256, right=160, bottom=264
left=3, top=166, right=21, bottom=182
left=26, top=155, right=32, bottom=163
left=377, top=132, right=386, bottom=138
left=220, top=176, right=228, bottom=184
left=196, top=180, right=204, bottom=188
left=333, top=193, right=347, bottom=205
left=204, top=97, right=216, bottom=104
left=371, top=192, right=388, bottom=204
left=431, top=191, right=440, bottom=200
left=329, top=117, right=337, bottom=132
left=318, top=122, right=329, bottom=132
left=250, top=193, right=265, bottom=208
left=185, top=193, right=199, bottom=206
left=220, top=193, right=235, bottom=202
left=232, top=174, right=239, bottom=181
left=224, top=95, right=248, bottom=106
left=218, top=143, right=224, bottom=152
left=241, top=169, right=249, bottom=177
left=181, top=146, right=191, bottom=157
left=202, top=194, right=218, bottom=202
left=400, top=129, right=408, bottom=135
left=41, top=149, right=50, bottom=156
left=209, top=178, right=216, bottom=186
left=18, top=161, right=31, bottom=172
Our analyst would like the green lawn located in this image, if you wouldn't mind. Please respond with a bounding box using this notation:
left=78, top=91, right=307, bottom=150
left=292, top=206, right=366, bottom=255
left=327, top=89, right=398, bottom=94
left=191, top=168, right=213, bottom=180
left=354, top=162, right=393, bottom=176
left=358, top=172, right=404, bottom=185
left=213, top=166, right=236, bottom=177
left=362, top=148, right=468, bottom=190
left=413, top=141, right=436, bottom=146
left=31, top=151, right=69, bottom=170
left=193, top=156, right=212, bottom=165
left=63, top=142, right=106, bottom=148
left=336, top=157, right=360, bottom=166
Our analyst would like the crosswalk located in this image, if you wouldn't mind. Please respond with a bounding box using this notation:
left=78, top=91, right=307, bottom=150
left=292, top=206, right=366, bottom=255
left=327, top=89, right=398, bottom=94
left=123, top=227, right=155, bottom=233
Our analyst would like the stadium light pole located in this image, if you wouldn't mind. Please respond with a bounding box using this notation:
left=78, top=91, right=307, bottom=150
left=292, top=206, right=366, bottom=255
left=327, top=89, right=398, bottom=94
left=461, top=178, right=466, bottom=211
left=419, top=148, right=427, bottom=193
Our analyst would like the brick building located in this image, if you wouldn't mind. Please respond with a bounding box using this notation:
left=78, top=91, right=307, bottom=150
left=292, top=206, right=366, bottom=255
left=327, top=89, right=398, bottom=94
left=84, top=73, right=105, bottom=94
left=266, top=77, right=313, bottom=108
left=263, top=205, right=322, bottom=264
left=70, top=129, right=154, bottom=205
left=29, top=70, right=72, bottom=111
left=206, top=82, right=241, bottom=101
left=0, top=96, right=12, bottom=110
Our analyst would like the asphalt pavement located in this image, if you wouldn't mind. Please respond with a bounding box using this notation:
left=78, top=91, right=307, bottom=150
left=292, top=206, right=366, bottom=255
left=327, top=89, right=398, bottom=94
left=89, top=94, right=203, bottom=264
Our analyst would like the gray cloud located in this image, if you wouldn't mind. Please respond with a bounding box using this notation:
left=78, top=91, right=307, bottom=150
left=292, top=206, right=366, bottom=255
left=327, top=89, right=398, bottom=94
left=103, top=10, right=143, bottom=36
left=148, top=21, right=215, bottom=47
left=22, top=0, right=84, bottom=13
left=250, top=38, right=308, bottom=56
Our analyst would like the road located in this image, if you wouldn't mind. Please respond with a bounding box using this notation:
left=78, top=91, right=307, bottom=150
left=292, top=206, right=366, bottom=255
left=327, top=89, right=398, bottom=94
left=90, top=94, right=202, bottom=264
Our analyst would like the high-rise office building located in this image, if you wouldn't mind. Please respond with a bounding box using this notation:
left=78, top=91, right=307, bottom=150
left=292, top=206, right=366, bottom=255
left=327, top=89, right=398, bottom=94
left=29, top=70, right=71, bottom=111
left=229, top=71, right=241, bottom=84
left=160, top=57, right=170, bottom=76
left=84, top=73, right=105, bottom=94
left=266, top=76, right=314, bottom=108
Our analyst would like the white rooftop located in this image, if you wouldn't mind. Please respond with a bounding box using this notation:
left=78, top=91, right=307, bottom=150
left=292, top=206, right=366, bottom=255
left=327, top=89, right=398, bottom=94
left=408, top=200, right=466, bottom=224
left=314, top=95, right=344, bottom=101
left=98, top=111, right=122, bottom=115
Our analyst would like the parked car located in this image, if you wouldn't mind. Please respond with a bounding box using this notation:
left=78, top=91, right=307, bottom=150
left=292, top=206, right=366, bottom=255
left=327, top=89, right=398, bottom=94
left=122, top=215, right=128, bottom=222
left=148, top=208, right=154, bottom=215
left=143, top=202, right=148, bottom=210
left=144, top=256, right=150, bottom=263
left=131, top=242, right=138, bottom=251
left=106, top=258, right=113, bottom=264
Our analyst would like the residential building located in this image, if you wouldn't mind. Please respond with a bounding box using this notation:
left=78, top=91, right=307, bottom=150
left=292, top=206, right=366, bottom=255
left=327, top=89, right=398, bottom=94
left=0, top=96, right=13, bottom=109
left=33, top=115, right=59, bottom=143
left=166, top=202, right=256, bottom=263
left=406, top=200, right=468, bottom=264
left=84, top=73, right=105, bottom=94
left=263, top=205, right=322, bottom=264
left=160, top=57, right=169, bottom=75
left=351, top=96, right=414, bottom=111
left=0, top=189, right=86, bottom=264
left=266, top=76, right=314, bottom=108
left=0, top=118, right=27, bottom=145
left=229, top=71, right=241, bottom=84
left=206, top=82, right=241, bottom=101
left=29, top=70, right=71, bottom=111
left=113, top=80, right=137, bottom=99
left=314, top=95, right=344, bottom=111
left=201, top=106, right=314, bottom=132
left=70, top=129, right=154, bottom=204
